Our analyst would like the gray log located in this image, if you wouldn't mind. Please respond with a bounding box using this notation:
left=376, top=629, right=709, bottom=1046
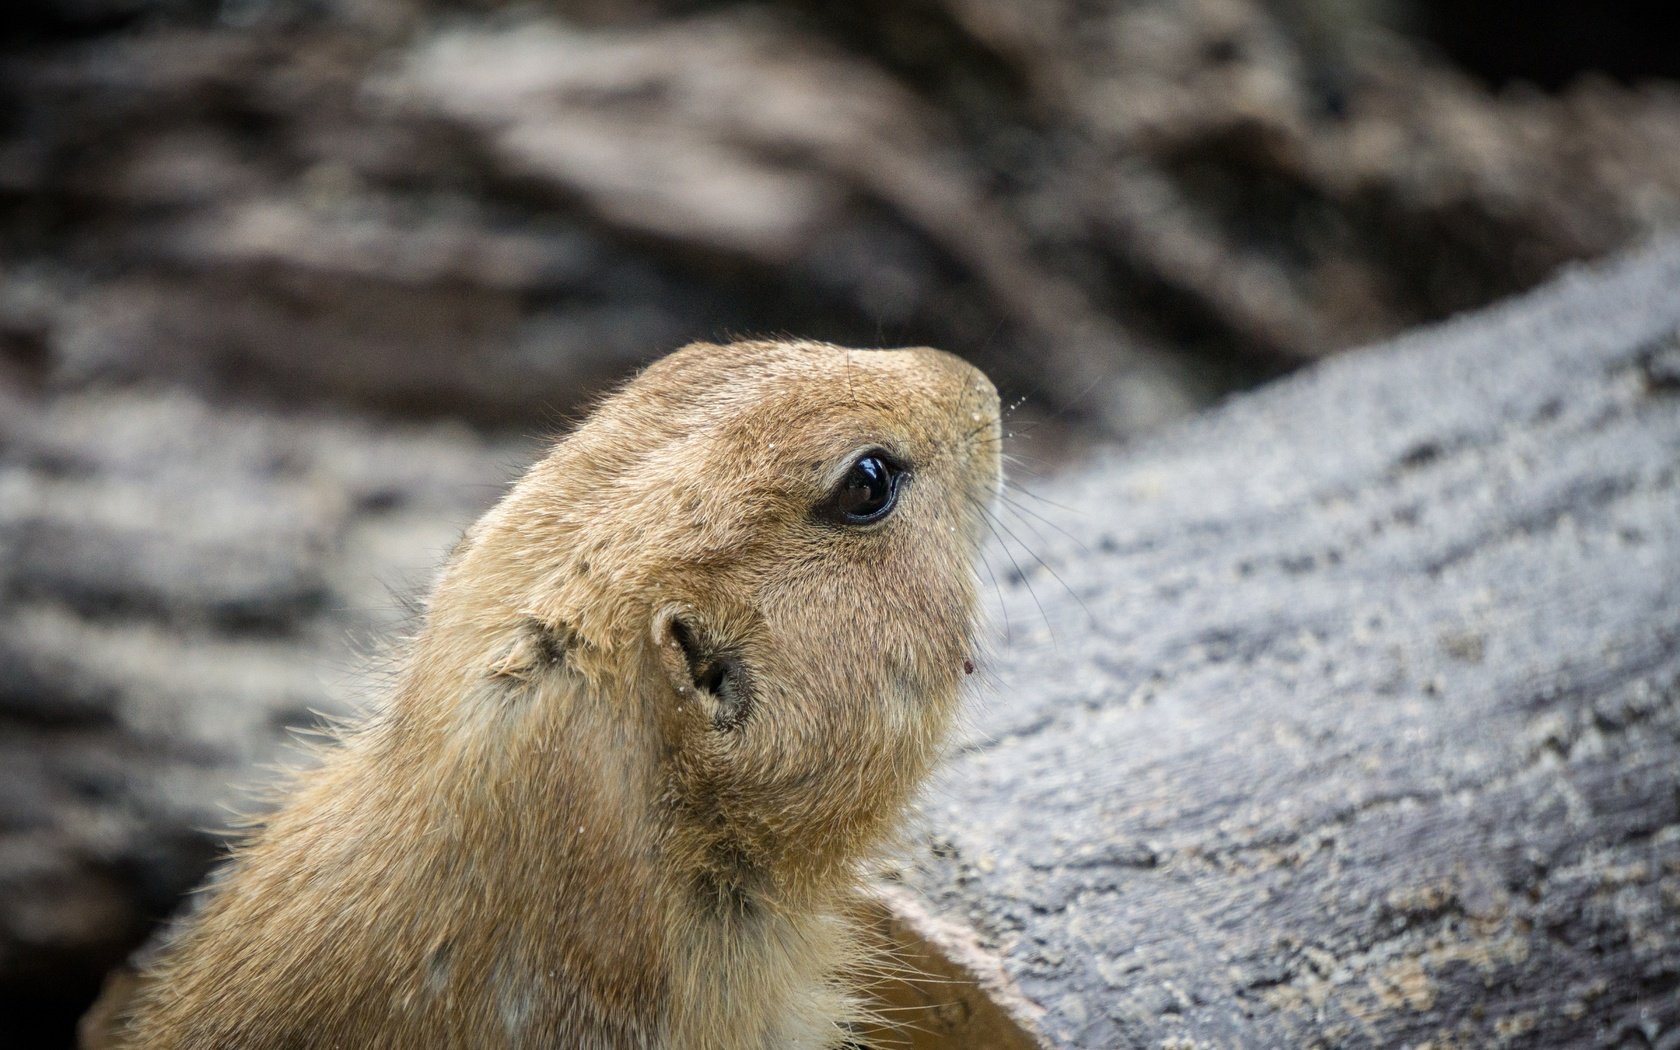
left=892, top=238, right=1680, bottom=1047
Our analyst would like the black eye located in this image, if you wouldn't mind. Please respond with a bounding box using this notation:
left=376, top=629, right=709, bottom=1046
left=822, top=452, right=905, bottom=526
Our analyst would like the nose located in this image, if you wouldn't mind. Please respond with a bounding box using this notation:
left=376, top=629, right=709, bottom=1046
left=923, top=351, right=1001, bottom=496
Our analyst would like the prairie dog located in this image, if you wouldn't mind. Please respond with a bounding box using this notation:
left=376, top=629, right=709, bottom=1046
left=104, top=339, right=1002, bottom=1049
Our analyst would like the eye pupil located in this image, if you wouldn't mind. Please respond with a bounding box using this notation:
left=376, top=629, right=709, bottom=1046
left=825, top=452, right=903, bottom=525
left=842, top=457, right=889, bottom=514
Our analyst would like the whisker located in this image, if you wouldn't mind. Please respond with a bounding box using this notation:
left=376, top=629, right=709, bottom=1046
left=998, top=491, right=1088, bottom=552
left=999, top=404, right=1044, bottom=437
left=998, top=443, right=1055, bottom=466
left=852, top=967, right=970, bottom=988
left=993, top=494, right=1056, bottom=553
left=998, top=455, right=1052, bottom=482
left=963, top=412, right=1001, bottom=442
left=970, top=496, right=1054, bottom=645
left=972, top=538, right=1011, bottom=645
left=994, top=370, right=1061, bottom=424
left=1002, top=478, right=1084, bottom=515
left=985, top=503, right=1092, bottom=631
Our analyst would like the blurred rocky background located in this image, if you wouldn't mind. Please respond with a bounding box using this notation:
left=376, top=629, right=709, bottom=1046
left=3, top=0, right=1679, bottom=1044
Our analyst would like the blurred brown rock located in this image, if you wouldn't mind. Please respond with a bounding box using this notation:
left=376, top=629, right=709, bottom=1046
left=6, top=0, right=1680, bottom=430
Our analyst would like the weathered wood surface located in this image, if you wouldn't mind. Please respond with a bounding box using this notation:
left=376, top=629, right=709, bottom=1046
left=901, top=239, right=1680, bottom=1047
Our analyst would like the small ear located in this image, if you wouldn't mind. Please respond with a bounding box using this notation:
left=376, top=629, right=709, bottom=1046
left=652, top=606, right=703, bottom=703
left=489, top=618, right=571, bottom=681
left=650, top=606, right=752, bottom=731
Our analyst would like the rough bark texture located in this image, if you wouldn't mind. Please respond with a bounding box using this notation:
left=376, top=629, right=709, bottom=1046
left=897, top=238, right=1680, bottom=1047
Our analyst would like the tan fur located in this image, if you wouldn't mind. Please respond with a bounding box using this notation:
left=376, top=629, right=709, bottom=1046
left=105, top=340, right=1001, bottom=1050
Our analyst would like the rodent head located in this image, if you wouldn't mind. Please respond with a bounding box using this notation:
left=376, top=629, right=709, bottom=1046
left=437, top=339, right=1000, bottom=899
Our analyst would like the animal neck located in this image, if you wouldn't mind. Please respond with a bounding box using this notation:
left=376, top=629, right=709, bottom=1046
left=383, top=655, right=862, bottom=1048
left=662, top=868, right=862, bottom=1049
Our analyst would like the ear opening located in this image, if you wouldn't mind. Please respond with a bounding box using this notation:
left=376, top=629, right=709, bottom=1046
left=700, top=654, right=749, bottom=731
left=650, top=607, right=751, bottom=731
left=695, top=658, right=726, bottom=695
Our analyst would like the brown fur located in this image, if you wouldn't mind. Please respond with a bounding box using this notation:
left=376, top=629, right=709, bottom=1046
left=105, top=340, right=1001, bottom=1050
